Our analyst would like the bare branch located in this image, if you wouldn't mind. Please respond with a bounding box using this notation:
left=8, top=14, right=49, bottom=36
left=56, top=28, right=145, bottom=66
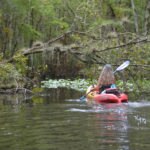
left=46, top=30, right=102, bottom=45
left=93, top=37, right=148, bottom=53
left=47, top=31, right=72, bottom=45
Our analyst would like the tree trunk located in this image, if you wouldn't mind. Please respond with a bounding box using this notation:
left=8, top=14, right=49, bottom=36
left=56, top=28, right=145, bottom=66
left=9, top=15, right=13, bottom=53
left=29, top=8, right=34, bottom=47
left=131, top=0, right=139, bottom=34
left=144, top=0, right=150, bottom=35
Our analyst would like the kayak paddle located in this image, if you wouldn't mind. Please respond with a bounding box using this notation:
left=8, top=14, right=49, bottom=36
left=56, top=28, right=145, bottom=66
left=113, top=60, right=130, bottom=74
left=80, top=60, right=130, bottom=100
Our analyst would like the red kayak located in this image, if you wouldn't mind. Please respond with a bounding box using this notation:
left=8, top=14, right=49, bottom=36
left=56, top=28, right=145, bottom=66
left=86, top=88, right=128, bottom=103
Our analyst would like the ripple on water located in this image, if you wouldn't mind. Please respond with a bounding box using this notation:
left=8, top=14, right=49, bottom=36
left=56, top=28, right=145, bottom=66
left=0, top=89, right=150, bottom=150
left=128, top=101, right=150, bottom=108
left=67, top=103, right=129, bottom=114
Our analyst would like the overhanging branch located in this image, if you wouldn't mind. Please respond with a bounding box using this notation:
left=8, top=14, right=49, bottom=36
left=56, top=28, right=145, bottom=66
left=92, top=37, right=148, bottom=53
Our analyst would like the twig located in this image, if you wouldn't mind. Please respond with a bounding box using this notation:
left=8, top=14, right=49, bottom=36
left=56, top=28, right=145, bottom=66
left=0, top=88, right=33, bottom=94
left=47, top=31, right=72, bottom=45
left=92, top=38, right=148, bottom=53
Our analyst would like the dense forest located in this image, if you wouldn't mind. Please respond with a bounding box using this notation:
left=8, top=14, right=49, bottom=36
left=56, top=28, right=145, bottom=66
left=0, top=0, right=150, bottom=92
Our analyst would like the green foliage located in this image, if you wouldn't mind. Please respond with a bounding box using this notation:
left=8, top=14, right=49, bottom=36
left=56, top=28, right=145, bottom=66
left=41, top=79, right=96, bottom=91
left=13, top=51, right=28, bottom=74
left=117, top=79, right=150, bottom=93
left=32, top=87, right=43, bottom=94
left=32, top=96, right=43, bottom=104
left=0, top=0, right=149, bottom=91
left=41, top=78, right=150, bottom=93
left=21, top=23, right=43, bottom=42
left=0, top=0, right=148, bottom=51
left=0, top=52, right=27, bottom=88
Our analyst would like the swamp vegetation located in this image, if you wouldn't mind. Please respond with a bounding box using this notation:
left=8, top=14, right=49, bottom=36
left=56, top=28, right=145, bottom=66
left=0, top=0, right=150, bottom=93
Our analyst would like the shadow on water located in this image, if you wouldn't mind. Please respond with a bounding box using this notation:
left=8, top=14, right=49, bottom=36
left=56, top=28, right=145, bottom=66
left=0, top=88, right=150, bottom=150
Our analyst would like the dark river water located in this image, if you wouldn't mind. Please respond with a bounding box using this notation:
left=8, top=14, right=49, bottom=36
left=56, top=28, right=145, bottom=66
left=0, top=88, right=150, bottom=150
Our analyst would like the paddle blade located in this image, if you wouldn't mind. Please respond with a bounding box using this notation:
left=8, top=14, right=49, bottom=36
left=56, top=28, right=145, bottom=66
left=114, top=61, right=130, bottom=73
left=80, top=95, right=86, bottom=100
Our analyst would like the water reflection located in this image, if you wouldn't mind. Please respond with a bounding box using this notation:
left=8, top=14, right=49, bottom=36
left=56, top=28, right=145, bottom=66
left=89, top=103, right=128, bottom=144
left=0, top=88, right=150, bottom=150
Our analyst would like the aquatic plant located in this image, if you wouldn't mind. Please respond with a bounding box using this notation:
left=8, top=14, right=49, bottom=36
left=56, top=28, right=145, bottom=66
left=42, top=78, right=150, bottom=93
left=41, top=79, right=97, bottom=91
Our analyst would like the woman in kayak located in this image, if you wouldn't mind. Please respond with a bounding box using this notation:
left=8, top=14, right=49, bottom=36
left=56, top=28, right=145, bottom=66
left=87, top=64, right=116, bottom=93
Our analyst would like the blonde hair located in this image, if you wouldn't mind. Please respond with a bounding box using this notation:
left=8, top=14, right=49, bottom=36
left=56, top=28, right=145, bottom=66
left=99, top=64, right=116, bottom=86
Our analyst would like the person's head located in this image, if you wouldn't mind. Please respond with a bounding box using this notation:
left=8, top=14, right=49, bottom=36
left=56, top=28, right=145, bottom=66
left=99, top=64, right=116, bottom=85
